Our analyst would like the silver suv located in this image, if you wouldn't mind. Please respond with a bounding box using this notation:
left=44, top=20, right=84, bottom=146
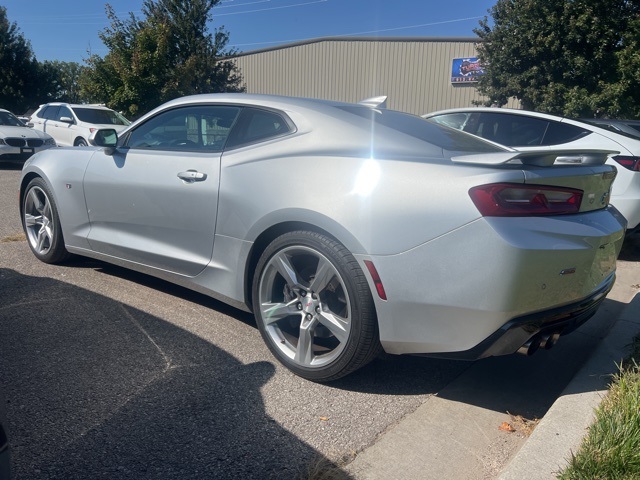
left=30, top=103, right=130, bottom=147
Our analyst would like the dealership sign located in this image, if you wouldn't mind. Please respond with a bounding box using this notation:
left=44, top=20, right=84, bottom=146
left=451, top=58, right=484, bottom=83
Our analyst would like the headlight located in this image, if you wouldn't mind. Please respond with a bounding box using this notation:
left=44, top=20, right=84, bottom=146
left=44, top=138, right=57, bottom=146
left=0, top=138, right=6, bottom=145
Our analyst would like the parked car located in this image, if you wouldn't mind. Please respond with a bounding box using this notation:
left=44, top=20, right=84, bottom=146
left=579, top=117, right=640, bottom=139
left=0, top=108, right=56, bottom=164
left=20, top=94, right=626, bottom=381
left=423, top=108, right=640, bottom=231
left=29, top=103, right=130, bottom=147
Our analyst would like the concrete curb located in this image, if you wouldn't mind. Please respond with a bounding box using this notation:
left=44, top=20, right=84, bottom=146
left=497, top=292, right=640, bottom=480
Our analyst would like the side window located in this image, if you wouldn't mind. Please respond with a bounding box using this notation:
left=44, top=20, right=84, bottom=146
left=476, top=113, right=548, bottom=146
left=42, top=106, right=59, bottom=120
left=126, top=105, right=241, bottom=151
left=57, top=107, right=74, bottom=121
left=541, top=122, right=590, bottom=146
left=226, top=108, right=293, bottom=149
left=429, top=113, right=468, bottom=131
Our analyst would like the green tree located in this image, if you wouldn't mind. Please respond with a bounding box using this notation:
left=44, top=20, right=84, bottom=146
left=0, top=6, right=40, bottom=113
left=474, top=0, right=640, bottom=117
left=81, top=0, right=243, bottom=118
left=41, top=61, right=87, bottom=104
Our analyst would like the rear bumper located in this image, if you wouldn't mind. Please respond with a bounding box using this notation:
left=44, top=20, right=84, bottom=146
left=426, top=272, right=615, bottom=360
left=358, top=209, right=625, bottom=356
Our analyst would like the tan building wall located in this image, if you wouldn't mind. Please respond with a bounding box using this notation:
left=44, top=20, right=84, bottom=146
left=229, top=37, right=518, bottom=116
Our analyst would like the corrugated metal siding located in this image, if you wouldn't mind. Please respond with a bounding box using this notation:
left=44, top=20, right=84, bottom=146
left=230, top=39, right=519, bottom=115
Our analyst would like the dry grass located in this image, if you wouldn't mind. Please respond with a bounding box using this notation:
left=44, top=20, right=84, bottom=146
left=1, top=232, right=26, bottom=243
left=507, top=412, right=540, bottom=436
left=299, top=452, right=356, bottom=480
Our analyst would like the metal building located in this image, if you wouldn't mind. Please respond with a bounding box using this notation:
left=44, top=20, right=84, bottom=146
left=229, top=37, right=516, bottom=116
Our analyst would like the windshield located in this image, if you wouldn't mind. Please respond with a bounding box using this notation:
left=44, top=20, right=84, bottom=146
left=0, top=111, right=25, bottom=127
left=336, top=106, right=505, bottom=153
left=73, top=107, right=131, bottom=126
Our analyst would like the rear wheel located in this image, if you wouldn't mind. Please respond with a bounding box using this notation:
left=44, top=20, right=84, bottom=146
left=22, top=178, right=70, bottom=264
left=253, top=231, right=381, bottom=382
left=74, top=138, right=88, bottom=147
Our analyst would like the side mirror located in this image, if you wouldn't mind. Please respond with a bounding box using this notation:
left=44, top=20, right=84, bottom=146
left=89, top=128, right=118, bottom=155
left=59, top=116, right=74, bottom=124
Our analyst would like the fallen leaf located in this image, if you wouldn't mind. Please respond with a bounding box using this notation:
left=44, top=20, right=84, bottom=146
left=499, top=422, right=516, bottom=432
left=319, top=417, right=329, bottom=421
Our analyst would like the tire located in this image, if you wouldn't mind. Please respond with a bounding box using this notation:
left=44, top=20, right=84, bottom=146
left=252, top=231, right=381, bottom=382
left=75, top=138, right=88, bottom=147
left=22, top=178, right=71, bottom=264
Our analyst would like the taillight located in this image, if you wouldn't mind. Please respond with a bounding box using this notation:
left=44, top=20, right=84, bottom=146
left=612, top=155, right=640, bottom=171
left=469, top=183, right=583, bottom=216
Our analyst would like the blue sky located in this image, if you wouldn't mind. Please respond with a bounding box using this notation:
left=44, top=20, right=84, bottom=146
left=4, top=0, right=496, bottom=63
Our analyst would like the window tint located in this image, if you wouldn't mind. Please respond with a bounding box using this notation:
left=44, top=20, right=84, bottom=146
left=627, top=124, right=640, bottom=135
left=470, top=112, right=549, bottom=146
left=343, top=107, right=504, bottom=153
left=429, top=113, right=469, bottom=130
left=58, top=106, right=74, bottom=121
left=0, top=111, right=24, bottom=126
left=41, top=106, right=59, bottom=120
left=126, top=105, right=241, bottom=151
left=225, top=108, right=293, bottom=148
left=541, top=122, right=589, bottom=145
left=73, top=107, right=130, bottom=126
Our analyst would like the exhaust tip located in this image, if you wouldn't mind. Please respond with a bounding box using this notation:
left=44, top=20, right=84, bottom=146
left=544, top=332, right=561, bottom=350
left=517, top=336, right=542, bottom=356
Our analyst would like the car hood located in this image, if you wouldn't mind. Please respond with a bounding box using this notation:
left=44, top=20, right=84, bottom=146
left=0, top=125, right=53, bottom=140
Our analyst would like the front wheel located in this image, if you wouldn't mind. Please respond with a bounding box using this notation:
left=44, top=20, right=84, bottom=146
left=252, top=231, right=381, bottom=382
left=22, top=178, right=70, bottom=264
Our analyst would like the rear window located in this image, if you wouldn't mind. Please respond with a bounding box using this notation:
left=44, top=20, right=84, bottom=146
left=72, top=107, right=130, bottom=126
left=338, top=107, right=504, bottom=153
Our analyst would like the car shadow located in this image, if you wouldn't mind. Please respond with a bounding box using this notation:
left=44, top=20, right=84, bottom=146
left=59, top=257, right=630, bottom=422
left=0, top=164, right=23, bottom=172
left=0, top=268, right=352, bottom=480
left=64, top=258, right=472, bottom=396
left=619, top=230, right=640, bottom=261
left=62, top=255, right=625, bottom=424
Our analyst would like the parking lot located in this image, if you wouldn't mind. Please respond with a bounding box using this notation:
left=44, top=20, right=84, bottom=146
left=1, top=163, right=639, bottom=479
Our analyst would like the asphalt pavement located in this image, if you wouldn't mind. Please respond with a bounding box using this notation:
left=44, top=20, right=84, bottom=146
left=1, top=164, right=639, bottom=479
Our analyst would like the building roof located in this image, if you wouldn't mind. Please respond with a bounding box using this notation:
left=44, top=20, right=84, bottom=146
left=228, top=36, right=480, bottom=58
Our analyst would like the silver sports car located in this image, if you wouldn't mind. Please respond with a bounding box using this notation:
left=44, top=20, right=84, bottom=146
left=20, top=94, right=626, bottom=381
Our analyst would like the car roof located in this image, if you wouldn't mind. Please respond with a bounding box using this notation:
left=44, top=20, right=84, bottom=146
left=148, top=93, right=351, bottom=112
left=40, top=102, right=113, bottom=110
left=130, top=93, right=375, bottom=129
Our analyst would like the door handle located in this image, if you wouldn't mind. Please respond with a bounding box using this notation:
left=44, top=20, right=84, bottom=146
left=177, top=170, right=207, bottom=183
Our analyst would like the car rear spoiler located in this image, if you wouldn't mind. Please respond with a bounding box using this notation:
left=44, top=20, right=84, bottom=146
left=451, top=149, right=618, bottom=167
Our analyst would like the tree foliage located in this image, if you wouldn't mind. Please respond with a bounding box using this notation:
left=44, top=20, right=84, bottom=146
left=474, top=0, right=640, bottom=117
left=81, top=0, right=244, bottom=118
left=0, top=6, right=40, bottom=113
left=41, top=61, right=88, bottom=104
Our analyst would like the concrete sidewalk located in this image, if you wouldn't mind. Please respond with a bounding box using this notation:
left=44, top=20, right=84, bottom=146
left=346, top=255, right=640, bottom=480
left=498, top=291, right=640, bottom=479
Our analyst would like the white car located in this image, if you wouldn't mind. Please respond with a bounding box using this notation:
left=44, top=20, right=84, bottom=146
left=424, top=108, right=640, bottom=231
left=0, top=108, right=56, bottom=164
left=30, top=103, right=130, bottom=147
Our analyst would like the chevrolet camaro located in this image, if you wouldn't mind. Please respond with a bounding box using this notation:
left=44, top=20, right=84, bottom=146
left=20, top=94, right=626, bottom=381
